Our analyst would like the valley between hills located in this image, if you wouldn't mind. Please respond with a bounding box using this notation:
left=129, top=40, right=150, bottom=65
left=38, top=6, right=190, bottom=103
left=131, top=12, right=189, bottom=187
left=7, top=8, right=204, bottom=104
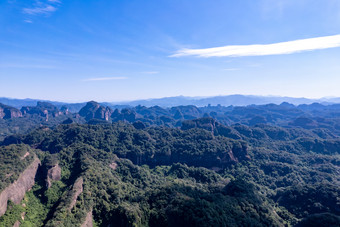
left=0, top=100, right=339, bottom=226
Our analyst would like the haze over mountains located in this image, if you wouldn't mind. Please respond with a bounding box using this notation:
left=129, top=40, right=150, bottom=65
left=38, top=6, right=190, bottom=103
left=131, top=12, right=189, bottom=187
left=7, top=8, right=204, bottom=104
left=1, top=94, right=340, bottom=111
left=112, top=95, right=338, bottom=107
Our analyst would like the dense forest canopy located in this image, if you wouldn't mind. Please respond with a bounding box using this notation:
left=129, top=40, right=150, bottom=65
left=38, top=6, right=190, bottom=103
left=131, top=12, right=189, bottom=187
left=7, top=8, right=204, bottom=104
left=0, top=101, right=339, bottom=226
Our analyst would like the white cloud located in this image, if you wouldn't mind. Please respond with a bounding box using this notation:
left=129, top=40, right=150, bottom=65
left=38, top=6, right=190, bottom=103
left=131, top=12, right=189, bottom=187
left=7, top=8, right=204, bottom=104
left=83, top=77, right=128, bottom=81
left=23, top=5, right=57, bottom=15
left=171, top=34, right=340, bottom=58
left=223, top=68, right=240, bottom=71
left=22, top=0, right=61, bottom=16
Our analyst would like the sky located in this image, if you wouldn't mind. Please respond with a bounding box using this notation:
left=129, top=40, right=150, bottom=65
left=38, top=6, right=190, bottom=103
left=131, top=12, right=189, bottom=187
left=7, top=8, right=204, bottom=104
left=1, top=0, right=340, bottom=102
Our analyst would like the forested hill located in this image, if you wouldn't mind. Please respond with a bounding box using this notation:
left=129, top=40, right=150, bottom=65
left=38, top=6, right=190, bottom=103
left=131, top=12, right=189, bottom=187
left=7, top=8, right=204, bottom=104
left=3, top=100, right=340, bottom=140
left=0, top=121, right=339, bottom=226
left=0, top=101, right=339, bottom=226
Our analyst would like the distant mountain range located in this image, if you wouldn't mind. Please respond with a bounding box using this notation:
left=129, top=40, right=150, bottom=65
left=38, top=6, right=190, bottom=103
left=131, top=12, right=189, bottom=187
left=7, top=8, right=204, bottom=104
left=0, top=98, right=85, bottom=113
left=112, top=95, right=327, bottom=107
left=1, top=95, right=340, bottom=111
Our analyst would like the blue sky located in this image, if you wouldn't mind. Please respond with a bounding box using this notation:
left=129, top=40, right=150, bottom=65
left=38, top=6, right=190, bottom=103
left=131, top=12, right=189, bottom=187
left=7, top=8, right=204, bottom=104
left=1, top=0, right=340, bottom=102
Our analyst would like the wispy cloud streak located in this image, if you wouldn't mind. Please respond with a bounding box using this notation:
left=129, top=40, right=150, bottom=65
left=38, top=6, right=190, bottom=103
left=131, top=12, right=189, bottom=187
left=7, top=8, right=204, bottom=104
left=22, top=0, right=61, bottom=16
left=23, top=5, right=56, bottom=15
left=171, top=34, right=340, bottom=57
left=223, top=68, right=240, bottom=71
left=83, top=77, right=127, bottom=81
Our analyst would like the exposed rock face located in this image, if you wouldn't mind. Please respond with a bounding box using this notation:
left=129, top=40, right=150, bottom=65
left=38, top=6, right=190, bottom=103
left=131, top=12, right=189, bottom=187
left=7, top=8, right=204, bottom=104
left=111, top=108, right=138, bottom=122
left=46, top=163, right=62, bottom=188
left=20, top=102, right=63, bottom=121
left=81, top=210, right=93, bottom=227
left=60, top=106, right=69, bottom=114
left=94, top=106, right=112, bottom=121
left=0, top=103, right=22, bottom=119
left=109, top=162, right=117, bottom=170
left=4, top=108, right=23, bottom=119
left=20, top=152, right=30, bottom=160
left=68, top=177, right=83, bottom=211
left=79, top=101, right=112, bottom=121
left=79, top=101, right=100, bottom=120
left=0, top=158, right=41, bottom=217
left=13, top=220, right=20, bottom=227
left=0, top=107, right=4, bottom=119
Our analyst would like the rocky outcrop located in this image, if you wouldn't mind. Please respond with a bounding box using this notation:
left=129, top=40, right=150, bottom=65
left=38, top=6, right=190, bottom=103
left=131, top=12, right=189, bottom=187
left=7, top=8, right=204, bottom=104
left=81, top=210, right=93, bottom=227
left=0, top=158, right=41, bottom=217
left=79, top=101, right=112, bottom=121
left=0, top=103, right=22, bottom=119
left=20, top=102, right=63, bottom=121
left=94, top=106, right=112, bottom=121
left=60, top=106, right=69, bottom=115
left=68, top=177, right=83, bottom=211
left=13, top=220, right=20, bottom=227
left=109, top=162, right=117, bottom=170
left=79, top=101, right=99, bottom=120
left=111, top=108, right=139, bottom=122
left=44, top=176, right=84, bottom=226
left=46, top=163, right=61, bottom=188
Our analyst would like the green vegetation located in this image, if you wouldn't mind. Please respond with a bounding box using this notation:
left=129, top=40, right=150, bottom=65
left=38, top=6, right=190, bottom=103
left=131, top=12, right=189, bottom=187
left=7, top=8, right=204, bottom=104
left=0, top=144, right=35, bottom=192
left=0, top=184, right=48, bottom=227
left=0, top=102, right=339, bottom=226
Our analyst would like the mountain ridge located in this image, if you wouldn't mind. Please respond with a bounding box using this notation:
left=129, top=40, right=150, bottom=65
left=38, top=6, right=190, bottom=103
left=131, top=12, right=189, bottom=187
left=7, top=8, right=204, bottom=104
left=1, top=94, right=338, bottom=110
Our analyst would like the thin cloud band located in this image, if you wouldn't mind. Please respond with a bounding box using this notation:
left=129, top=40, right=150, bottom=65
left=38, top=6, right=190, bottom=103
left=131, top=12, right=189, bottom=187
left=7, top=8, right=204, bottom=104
left=171, top=34, right=340, bottom=57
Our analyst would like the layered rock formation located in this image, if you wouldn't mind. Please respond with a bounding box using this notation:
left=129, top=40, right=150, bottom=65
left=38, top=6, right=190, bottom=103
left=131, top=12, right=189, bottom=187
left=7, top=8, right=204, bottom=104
left=21, top=102, right=64, bottom=121
left=0, top=103, right=22, bottom=119
left=79, top=101, right=112, bottom=121
left=0, top=158, right=41, bottom=216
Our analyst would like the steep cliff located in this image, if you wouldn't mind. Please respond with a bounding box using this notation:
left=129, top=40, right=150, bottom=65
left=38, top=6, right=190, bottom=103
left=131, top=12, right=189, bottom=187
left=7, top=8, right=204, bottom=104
left=44, top=176, right=85, bottom=226
left=68, top=177, right=83, bottom=211
left=79, top=101, right=112, bottom=121
left=46, top=163, right=62, bottom=188
left=81, top=210, right=93, bottom=227
left=0, top=158, right=41, bottom=217
left=0, top=103, right=22, bottom=119
left=20, top=102, right=64, bottom=121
